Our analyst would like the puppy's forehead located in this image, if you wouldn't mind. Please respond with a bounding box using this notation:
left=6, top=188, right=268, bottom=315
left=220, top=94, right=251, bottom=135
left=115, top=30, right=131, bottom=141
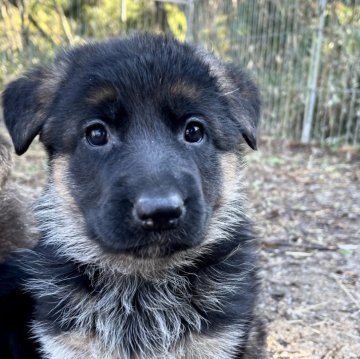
left=61, top=37, right=216, bottom=104
left=85, top=79, right=200, bottom=107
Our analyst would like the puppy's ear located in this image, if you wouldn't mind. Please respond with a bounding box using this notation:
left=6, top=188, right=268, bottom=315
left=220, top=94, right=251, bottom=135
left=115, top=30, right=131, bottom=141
left=197, top=50, right=261, bottom=150
left=2, top=65, right=62, bottom=155
left=224, top=64, right=261, bottom=150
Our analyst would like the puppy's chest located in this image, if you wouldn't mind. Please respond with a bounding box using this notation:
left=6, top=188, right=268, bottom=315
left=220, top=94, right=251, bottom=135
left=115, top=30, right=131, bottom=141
left=33, top=274, right=243, bottom=359
left=35, top=326, right=242, bottom=359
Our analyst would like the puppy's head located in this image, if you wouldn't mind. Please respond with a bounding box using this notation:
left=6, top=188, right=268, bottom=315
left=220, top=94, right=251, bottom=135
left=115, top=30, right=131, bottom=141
left=2, top=34, right=260, bottom=261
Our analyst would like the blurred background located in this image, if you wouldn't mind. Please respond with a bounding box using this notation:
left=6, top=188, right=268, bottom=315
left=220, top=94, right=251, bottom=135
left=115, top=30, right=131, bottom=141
left=0, top=1, right=359, bottom=358
left=0, top=0, right=359, bottom=147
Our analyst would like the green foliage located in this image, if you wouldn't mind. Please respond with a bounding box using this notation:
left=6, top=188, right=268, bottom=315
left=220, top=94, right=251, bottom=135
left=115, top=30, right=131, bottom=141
left=0, top=0, right=359, bottom=146
left=164, top=4, right=187, bottom=41
left=0, top=0, right=187, bottom=87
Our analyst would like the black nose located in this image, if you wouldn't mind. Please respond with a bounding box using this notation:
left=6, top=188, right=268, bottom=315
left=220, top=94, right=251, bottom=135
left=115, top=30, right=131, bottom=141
left=134, top=192, right=184, bottom=230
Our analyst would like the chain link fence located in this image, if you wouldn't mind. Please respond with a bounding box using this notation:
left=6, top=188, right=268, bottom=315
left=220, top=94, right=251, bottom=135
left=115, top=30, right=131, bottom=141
left=0, top=0, right=359, bottom=146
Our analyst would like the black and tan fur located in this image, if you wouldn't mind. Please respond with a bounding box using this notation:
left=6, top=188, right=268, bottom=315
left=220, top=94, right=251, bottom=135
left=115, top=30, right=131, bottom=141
left=0, top=34, right=265, bottom=358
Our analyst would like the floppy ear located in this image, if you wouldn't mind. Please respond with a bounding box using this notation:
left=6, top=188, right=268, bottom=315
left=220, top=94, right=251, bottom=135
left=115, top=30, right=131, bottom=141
left=2, top=67, right=48, bottom=155
left=224, top=64, right=261, bottom=150
left=2, top=64, right=62, bottom=155
left=196, top=50, right=261, bottom=150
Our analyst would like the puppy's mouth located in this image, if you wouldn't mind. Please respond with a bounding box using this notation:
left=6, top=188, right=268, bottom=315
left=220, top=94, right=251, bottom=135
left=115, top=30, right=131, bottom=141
left=88, top=226, right=197, bottom=259
left=86, top=197, right=208, bottom=259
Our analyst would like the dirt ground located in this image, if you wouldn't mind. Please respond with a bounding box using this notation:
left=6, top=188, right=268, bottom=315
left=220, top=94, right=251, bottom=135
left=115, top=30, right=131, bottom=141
left=1, top=125, right=360, bottom=359
left=245, top=139, right=360, bottom=359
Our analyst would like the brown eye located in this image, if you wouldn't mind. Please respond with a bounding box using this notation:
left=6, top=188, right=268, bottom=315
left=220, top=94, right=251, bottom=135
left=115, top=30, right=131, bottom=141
left=86, top=123, right=108, bottom=146
left=184, top=121, right=204, bottom=143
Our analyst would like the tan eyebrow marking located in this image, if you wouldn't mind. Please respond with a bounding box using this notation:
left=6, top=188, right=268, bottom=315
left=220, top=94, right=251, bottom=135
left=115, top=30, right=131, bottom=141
left=170, top=80, right=199, bottom=99
left=86, top=85, right=117, bottom=105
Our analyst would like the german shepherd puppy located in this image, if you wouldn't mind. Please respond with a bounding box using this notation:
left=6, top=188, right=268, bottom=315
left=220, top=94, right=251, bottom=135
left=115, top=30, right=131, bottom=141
left=0, top=34, right=264, bottom=358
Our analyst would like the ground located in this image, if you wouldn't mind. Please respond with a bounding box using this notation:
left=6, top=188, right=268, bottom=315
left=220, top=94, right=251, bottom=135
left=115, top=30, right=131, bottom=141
left=245, top=139, right=360, bottom=359
left=1, top=126, right=360, bottom=358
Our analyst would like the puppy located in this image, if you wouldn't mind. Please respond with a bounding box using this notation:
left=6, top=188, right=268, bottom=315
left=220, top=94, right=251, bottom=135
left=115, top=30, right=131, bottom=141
left=0, top=34, right=265, bottom=358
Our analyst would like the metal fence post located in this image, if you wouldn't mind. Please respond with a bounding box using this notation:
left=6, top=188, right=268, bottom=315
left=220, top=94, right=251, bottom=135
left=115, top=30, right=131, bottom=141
left=121, top=0, right=127, bottom=23
left=301, top=0, right=327, bottom=144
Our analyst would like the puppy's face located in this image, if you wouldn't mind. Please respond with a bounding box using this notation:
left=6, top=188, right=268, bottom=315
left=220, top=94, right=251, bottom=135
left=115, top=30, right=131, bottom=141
left=2, top=35, right=260, bottom=259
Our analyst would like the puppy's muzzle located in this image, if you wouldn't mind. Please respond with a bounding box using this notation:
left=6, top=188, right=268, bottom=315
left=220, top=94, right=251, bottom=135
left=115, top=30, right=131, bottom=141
left=134, top=191, right=185, bottom=230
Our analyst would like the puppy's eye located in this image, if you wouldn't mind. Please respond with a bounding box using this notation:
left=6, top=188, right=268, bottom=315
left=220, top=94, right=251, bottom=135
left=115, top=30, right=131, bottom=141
left=184, top=121, right=204, bottom=143
left=85, top=123, right=108, bottom=146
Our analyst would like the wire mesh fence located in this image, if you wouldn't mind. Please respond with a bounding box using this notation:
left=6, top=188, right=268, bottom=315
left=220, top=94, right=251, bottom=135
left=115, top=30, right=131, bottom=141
left=190, top=0, right=360, bottom=147
left=0, top=0, right=359, bottom=146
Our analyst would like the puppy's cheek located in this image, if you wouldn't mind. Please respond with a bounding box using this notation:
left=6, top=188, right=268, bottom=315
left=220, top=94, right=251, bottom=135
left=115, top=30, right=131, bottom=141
left=89, top=201, right=133, bottom=251
left=52, top=156, right=86, bottom=219
left=214, top=153, right=239, bottom=208
left=201, top=153, right=242, bottom=246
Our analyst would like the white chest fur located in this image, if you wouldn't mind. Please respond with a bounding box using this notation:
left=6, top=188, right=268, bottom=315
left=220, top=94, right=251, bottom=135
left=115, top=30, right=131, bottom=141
left=34, top=324, right=244, bottom=359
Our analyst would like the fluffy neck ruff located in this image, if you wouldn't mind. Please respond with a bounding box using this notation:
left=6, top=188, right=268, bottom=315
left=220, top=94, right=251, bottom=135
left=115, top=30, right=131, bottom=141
left=23, top=236, right=257, bottom=358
